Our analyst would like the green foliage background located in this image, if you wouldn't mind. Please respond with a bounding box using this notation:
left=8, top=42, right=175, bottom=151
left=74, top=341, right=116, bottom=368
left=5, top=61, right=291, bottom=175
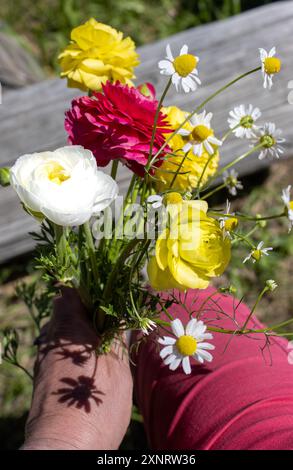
left=2, top=0, right=271, bottom=72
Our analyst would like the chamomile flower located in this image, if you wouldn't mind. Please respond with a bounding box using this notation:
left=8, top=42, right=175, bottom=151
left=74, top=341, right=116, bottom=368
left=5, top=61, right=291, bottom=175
left=228, top=104, right=261, bottom=139
left=259, top=47, right=282, bottom=89
left=243, top=241, right=273, bottom=264
left=251, top=123, right=285, bottom=160
left=146, top=194, right=163, bottom=209
left=139, top=318, right=157, bottom=335
left=178, top=110, right=222, bottom=156
left=219, top=200, right=239, bottom=237
left=223, top=169, right=243, bottom=196
left=158, top=318, right=214, bottom=374
left=281, top=185, right=293, bottom=232
left=158, top=44, right=201, bottom=93
left=266, top=279, right=278, bottom=292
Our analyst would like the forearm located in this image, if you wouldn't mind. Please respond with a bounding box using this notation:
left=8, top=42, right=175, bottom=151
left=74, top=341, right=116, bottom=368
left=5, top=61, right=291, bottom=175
left=22, top=289, right=133, bottom=450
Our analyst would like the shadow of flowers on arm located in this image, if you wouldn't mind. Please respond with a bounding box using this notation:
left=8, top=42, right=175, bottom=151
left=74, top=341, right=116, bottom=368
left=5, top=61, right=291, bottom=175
left=53, top=375, right=105, bottom=413
left=55, top=345, right=93, bottom=366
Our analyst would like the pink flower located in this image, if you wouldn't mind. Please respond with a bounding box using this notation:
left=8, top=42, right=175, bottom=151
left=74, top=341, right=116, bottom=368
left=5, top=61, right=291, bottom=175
left=65, top=81, right=172, bottom=176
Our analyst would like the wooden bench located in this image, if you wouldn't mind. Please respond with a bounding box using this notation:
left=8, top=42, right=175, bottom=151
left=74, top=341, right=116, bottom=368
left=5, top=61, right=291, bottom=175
left=0, top=1, right=293, bottom=263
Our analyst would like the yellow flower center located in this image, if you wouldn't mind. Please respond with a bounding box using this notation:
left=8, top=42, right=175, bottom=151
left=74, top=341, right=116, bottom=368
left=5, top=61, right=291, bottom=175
left=240, top=115, right=254, bottom=129
left=192, top=125, right=212, bottom=142
left=45, top=162, right=70, bottom=185
left=163, top=192, right=183, bottom=205
left=260, top=134, right=275, bottom=149
left=289, top=201, right=293, bottom=211
left=224, top=217, right=238, bottom=232
left=173, top=54, right=197, bottom=77
left=176, top=335, right=197, bottom=356
left=264, top=57, right=281, bottom=75
left=252, top=249, right=262, bottom=261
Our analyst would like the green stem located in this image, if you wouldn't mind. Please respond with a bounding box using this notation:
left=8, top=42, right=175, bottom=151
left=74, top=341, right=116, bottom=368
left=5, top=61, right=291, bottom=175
left=149, top=66, right=261, bottom=167
left=194, top=153, right=216, bottom=198
left=111, top=160, right=119, bottom=180
left=5, top=358, right=33, bottom=381
left=221, top=123, right=241, bottom=142
left=169, top=151, right=188, bottom=189
left=230, top=231, right=255, bottom=249
left=242, top=286, right=268, bottom=330
left=54, top=224, right=67, bottom=265
left=209, top=210, right=285, bottom=222
left=141, top=78, right=172, bottom=202
left=83, top=221, right=99, bottom=285
left=202, top=143, right=263, bottom=191
left=202, top=183, right=226, bottom=200
left=148, top=78, right=172, bottom=163
left=268, top=318, right=293, bottom=331
left=103, top=238, right=139, bottom=305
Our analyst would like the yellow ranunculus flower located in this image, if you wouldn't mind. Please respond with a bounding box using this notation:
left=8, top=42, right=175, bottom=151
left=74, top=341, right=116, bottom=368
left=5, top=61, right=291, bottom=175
left=155, top=106, right=219, bottom=192
left=58, top=18, right=140, bottom=92
left=147, top=200, right=231, bottom=291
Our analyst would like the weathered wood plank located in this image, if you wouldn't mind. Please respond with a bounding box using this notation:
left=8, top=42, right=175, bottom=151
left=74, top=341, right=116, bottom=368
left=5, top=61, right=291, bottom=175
left=0, top=2, right=293, bottom=262
left=0, top=30, right=44, bottom=88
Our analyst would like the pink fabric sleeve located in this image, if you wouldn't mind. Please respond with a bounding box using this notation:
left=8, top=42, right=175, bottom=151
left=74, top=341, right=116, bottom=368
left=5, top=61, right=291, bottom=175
left=132, top=288, right=293, bottom=450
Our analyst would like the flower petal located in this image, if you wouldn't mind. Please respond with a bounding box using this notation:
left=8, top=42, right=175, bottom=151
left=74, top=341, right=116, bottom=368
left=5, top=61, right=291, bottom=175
left=197, top=342, right=215, bottom=350
left=166, top=44, right=174, bottom=61
left=196, top=348, right=213, bottom=362
left=164, top=353, right=177, bottom=365
left=171, top=319, right=184, bottom=337
left=182, top=356, right=191, bottom=374
left=160, top=345, right=174, bottom=359
left=180, top=44, right=188, bottom=55
left=158, top=336, right=176, bottom=346
left=169, top=357, right=182, bottom=371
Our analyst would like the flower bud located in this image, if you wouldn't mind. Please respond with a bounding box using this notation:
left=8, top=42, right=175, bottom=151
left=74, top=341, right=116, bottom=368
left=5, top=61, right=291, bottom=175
left=266, top=279, right=278, bottom=292
left=0, top=167, right=10, bottom=187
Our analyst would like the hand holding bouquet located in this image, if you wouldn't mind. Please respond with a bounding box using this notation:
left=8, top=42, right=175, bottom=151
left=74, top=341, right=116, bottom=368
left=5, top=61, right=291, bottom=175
left=1, top=18, right=292, bottom=375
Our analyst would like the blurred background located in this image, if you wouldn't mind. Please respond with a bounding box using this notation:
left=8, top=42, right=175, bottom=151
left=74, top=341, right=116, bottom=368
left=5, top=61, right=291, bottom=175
left=1, top=0, right=292, bottom=450
left=1, top=0, right=275, bottom=74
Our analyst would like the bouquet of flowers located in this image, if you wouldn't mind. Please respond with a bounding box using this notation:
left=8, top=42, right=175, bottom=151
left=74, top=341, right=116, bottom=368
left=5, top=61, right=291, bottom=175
left=1, top=18, right=292, bottom=375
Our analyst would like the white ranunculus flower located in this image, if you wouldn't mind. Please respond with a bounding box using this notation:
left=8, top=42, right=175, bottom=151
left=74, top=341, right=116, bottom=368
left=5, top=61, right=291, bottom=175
left=10, top=146, right=118, bottom=226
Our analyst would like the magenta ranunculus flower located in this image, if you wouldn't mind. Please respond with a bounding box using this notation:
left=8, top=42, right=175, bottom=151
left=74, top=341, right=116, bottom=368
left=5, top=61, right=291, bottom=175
left=65, top=81, right=172, bottom=176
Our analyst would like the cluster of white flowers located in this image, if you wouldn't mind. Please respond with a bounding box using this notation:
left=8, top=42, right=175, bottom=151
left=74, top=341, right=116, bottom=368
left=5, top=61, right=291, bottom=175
left=226, top=48, right=285, bottom=161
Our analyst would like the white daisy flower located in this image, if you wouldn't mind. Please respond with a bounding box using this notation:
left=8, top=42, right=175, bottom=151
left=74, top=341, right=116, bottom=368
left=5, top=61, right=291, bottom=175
left=178, top=110, right=222, bottom=156
left=251, top=122, right=285, bottom=160
left=243, top=241, right=273, bottom=264
left=259, top=47, right=281, bottom=90
left=146, top=194, right=163, bottom=209
left=158, top=318, right=214, bottom=374
left=158, top=44, right=201, bottom=93
left=219, top=200, right=238, bottom=237
left=228, top=104, right=261, bottom=139
left=139, top=318, right=157, bottom=335
left=223, top=169, right=243, bottom=196
left=266, top=279, right=278, bottom=292
left=281, top=185, right=293, bottom=232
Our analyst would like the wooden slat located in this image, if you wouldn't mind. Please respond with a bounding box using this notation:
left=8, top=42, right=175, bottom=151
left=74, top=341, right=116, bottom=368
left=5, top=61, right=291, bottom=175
left=0, top=30, right=44, bottom=88
left=1, top=1, right=293, bottom=262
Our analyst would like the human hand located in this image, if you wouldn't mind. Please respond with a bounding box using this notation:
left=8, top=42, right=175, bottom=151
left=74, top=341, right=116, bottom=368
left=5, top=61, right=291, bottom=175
left=22, top=288, right=133, bottom=450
